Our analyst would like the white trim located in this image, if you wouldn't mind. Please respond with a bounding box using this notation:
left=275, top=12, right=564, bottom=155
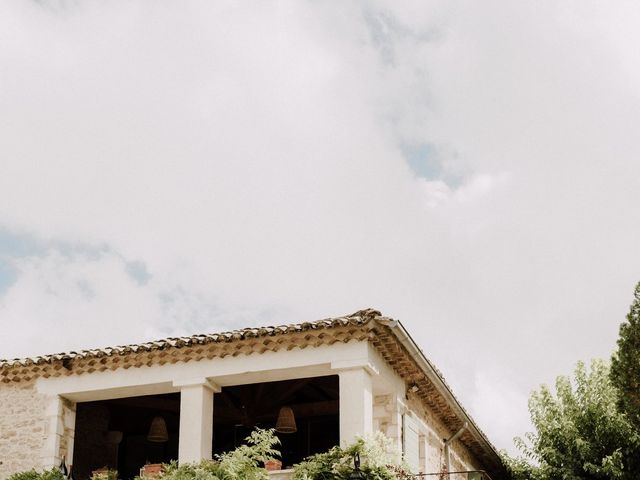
left=173, top=378, right=221, bottom=392
left=331, top=359, right=379, bottom=376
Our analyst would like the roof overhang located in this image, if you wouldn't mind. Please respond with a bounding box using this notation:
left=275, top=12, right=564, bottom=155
left=0, top=308, right=505, bottom=477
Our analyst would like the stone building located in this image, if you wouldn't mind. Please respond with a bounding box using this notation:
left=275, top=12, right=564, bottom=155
left=0, top=309, right=505, bottom=479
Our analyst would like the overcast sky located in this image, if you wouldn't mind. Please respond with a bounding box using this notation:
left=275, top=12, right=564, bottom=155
left=1, top=0, right=640, bottom=455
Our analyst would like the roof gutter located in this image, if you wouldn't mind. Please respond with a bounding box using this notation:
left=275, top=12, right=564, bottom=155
left=378, top=318, right=503, bottom=468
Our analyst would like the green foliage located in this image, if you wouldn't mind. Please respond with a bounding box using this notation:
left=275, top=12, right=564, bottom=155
left=509, top=360, right=640, bottom=480
left=611, top=282, right=640, bottom=429
left=150, top=460, right=230, bottom=480
left=501, top=453, right=542, bottom=480
left=91, top=470, right=118, bottom=480
left=217, top=427, right=281, bottom=480
left=8, top=468, right=65, bottom=480
left=135, top=428, right=280, bottom=480
left=292, top=432, right=412, bottom=480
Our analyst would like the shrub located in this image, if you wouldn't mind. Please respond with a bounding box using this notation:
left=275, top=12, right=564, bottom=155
left=91, top=470, right=118, bottom=480
left=8, top=468, right=65, bottom=480
left=292, top=432, right=412, bottom=480
left=151, top=460, right=229, bottom=480
left=216, top=427, right=281, bottom=479
left=136, top=428, right=281, bottom=480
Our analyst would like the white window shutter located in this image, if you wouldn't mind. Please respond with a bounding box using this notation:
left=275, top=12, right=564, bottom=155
left=402, top=414, right=420, bottom=473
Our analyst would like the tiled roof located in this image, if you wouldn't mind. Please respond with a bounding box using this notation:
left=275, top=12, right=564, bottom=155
left=0, top=311, right=372, bottom=369
left=0, top=308, right=505, bottom=477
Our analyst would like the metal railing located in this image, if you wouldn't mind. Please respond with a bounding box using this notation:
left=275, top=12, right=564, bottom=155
left=410, top=471, right=494, bottom=480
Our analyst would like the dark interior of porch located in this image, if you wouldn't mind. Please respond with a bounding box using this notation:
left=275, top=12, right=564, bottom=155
left=71, top=374, right=339, bottom=479
left=73, top=393, right=180, bottom=480
left=213, top=374, right=339, bottom=468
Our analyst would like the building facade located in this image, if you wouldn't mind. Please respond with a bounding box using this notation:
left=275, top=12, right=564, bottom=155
left=0, top=309, right=505, bottom=479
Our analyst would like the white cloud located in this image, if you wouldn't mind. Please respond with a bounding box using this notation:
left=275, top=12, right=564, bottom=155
left=470, top=368, right=532, bottom=456
left=0, top=251, right=162, bottom=358
left=1, top=0, right=640, bottom=452
left=419, top=172, right=510, bottom=208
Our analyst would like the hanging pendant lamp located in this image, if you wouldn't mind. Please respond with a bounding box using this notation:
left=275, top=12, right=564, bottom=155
left=147, top=416, right=169, bottom=442
left=275, top=406, right=297, bottom=433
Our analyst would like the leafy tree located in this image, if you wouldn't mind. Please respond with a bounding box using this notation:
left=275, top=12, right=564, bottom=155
left=610, top=281, right=640, bottom=429
left=502, top=454, right=542, bottom=480
left=508, top=360, right=639, bottom=480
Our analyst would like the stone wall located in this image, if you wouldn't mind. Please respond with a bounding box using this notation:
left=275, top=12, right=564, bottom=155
left=405, top=391, right=483, bottom=474
left=373, top=394, right=402, bottom=444
left=372, top=391, right=483, bottom=475
left=0, top=381, right=47, bottom=479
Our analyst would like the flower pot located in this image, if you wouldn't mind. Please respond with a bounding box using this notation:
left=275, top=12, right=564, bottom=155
left=141, top=464, right=164, bottom=477
left=264, top=460, right=282, bottom=471
left=91, top=468, right=117, bottom=480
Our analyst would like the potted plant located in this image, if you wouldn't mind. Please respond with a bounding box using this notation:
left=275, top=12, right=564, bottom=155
left=140, top=464, right=164, bottom=477
left=264, top=459, right=283, bottom=471
left=90, top=468, right=117, bottom=480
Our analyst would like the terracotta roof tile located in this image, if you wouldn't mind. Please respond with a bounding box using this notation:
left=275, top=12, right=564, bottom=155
left=0, top=309, right=377, bottom=369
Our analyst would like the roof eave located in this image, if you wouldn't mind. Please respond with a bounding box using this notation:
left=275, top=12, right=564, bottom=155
left=377, top=317, right=505, bottom=471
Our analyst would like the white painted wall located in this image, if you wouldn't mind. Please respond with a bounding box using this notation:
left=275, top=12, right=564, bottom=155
left=337, top=367, right=373, bottom=445
left=34, top=340, right=398, bottom=466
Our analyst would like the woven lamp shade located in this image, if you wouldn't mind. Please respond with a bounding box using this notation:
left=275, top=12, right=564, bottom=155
left=147, top=416, right=169, bottom=443
left=275, top=406, right=297, bottom=433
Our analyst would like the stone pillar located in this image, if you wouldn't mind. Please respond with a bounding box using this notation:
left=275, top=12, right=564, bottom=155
left=372, top=393, right=405, bottom=450
left=174, top=378, right=219, bottom=464
left=337, top=368, right=373, bottom=445
left=61, top=400, right=76, bottom=469
left=389, top=394, right=406, bottom=450
left=41, top=396, right=64, bottom=468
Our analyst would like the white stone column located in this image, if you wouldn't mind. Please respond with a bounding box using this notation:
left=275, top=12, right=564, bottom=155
left=41, top=396, right=64, bottom=468
left=61, top=400, right=76, bottom=468
left=337, top=368, right=373, bottom=445
left=389, top=394, right=406, bottom=450
left=174, top=378, right=220, bottom=463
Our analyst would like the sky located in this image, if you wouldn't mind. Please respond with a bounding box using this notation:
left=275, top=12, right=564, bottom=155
left=1, top=0, right=640, bottom=456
